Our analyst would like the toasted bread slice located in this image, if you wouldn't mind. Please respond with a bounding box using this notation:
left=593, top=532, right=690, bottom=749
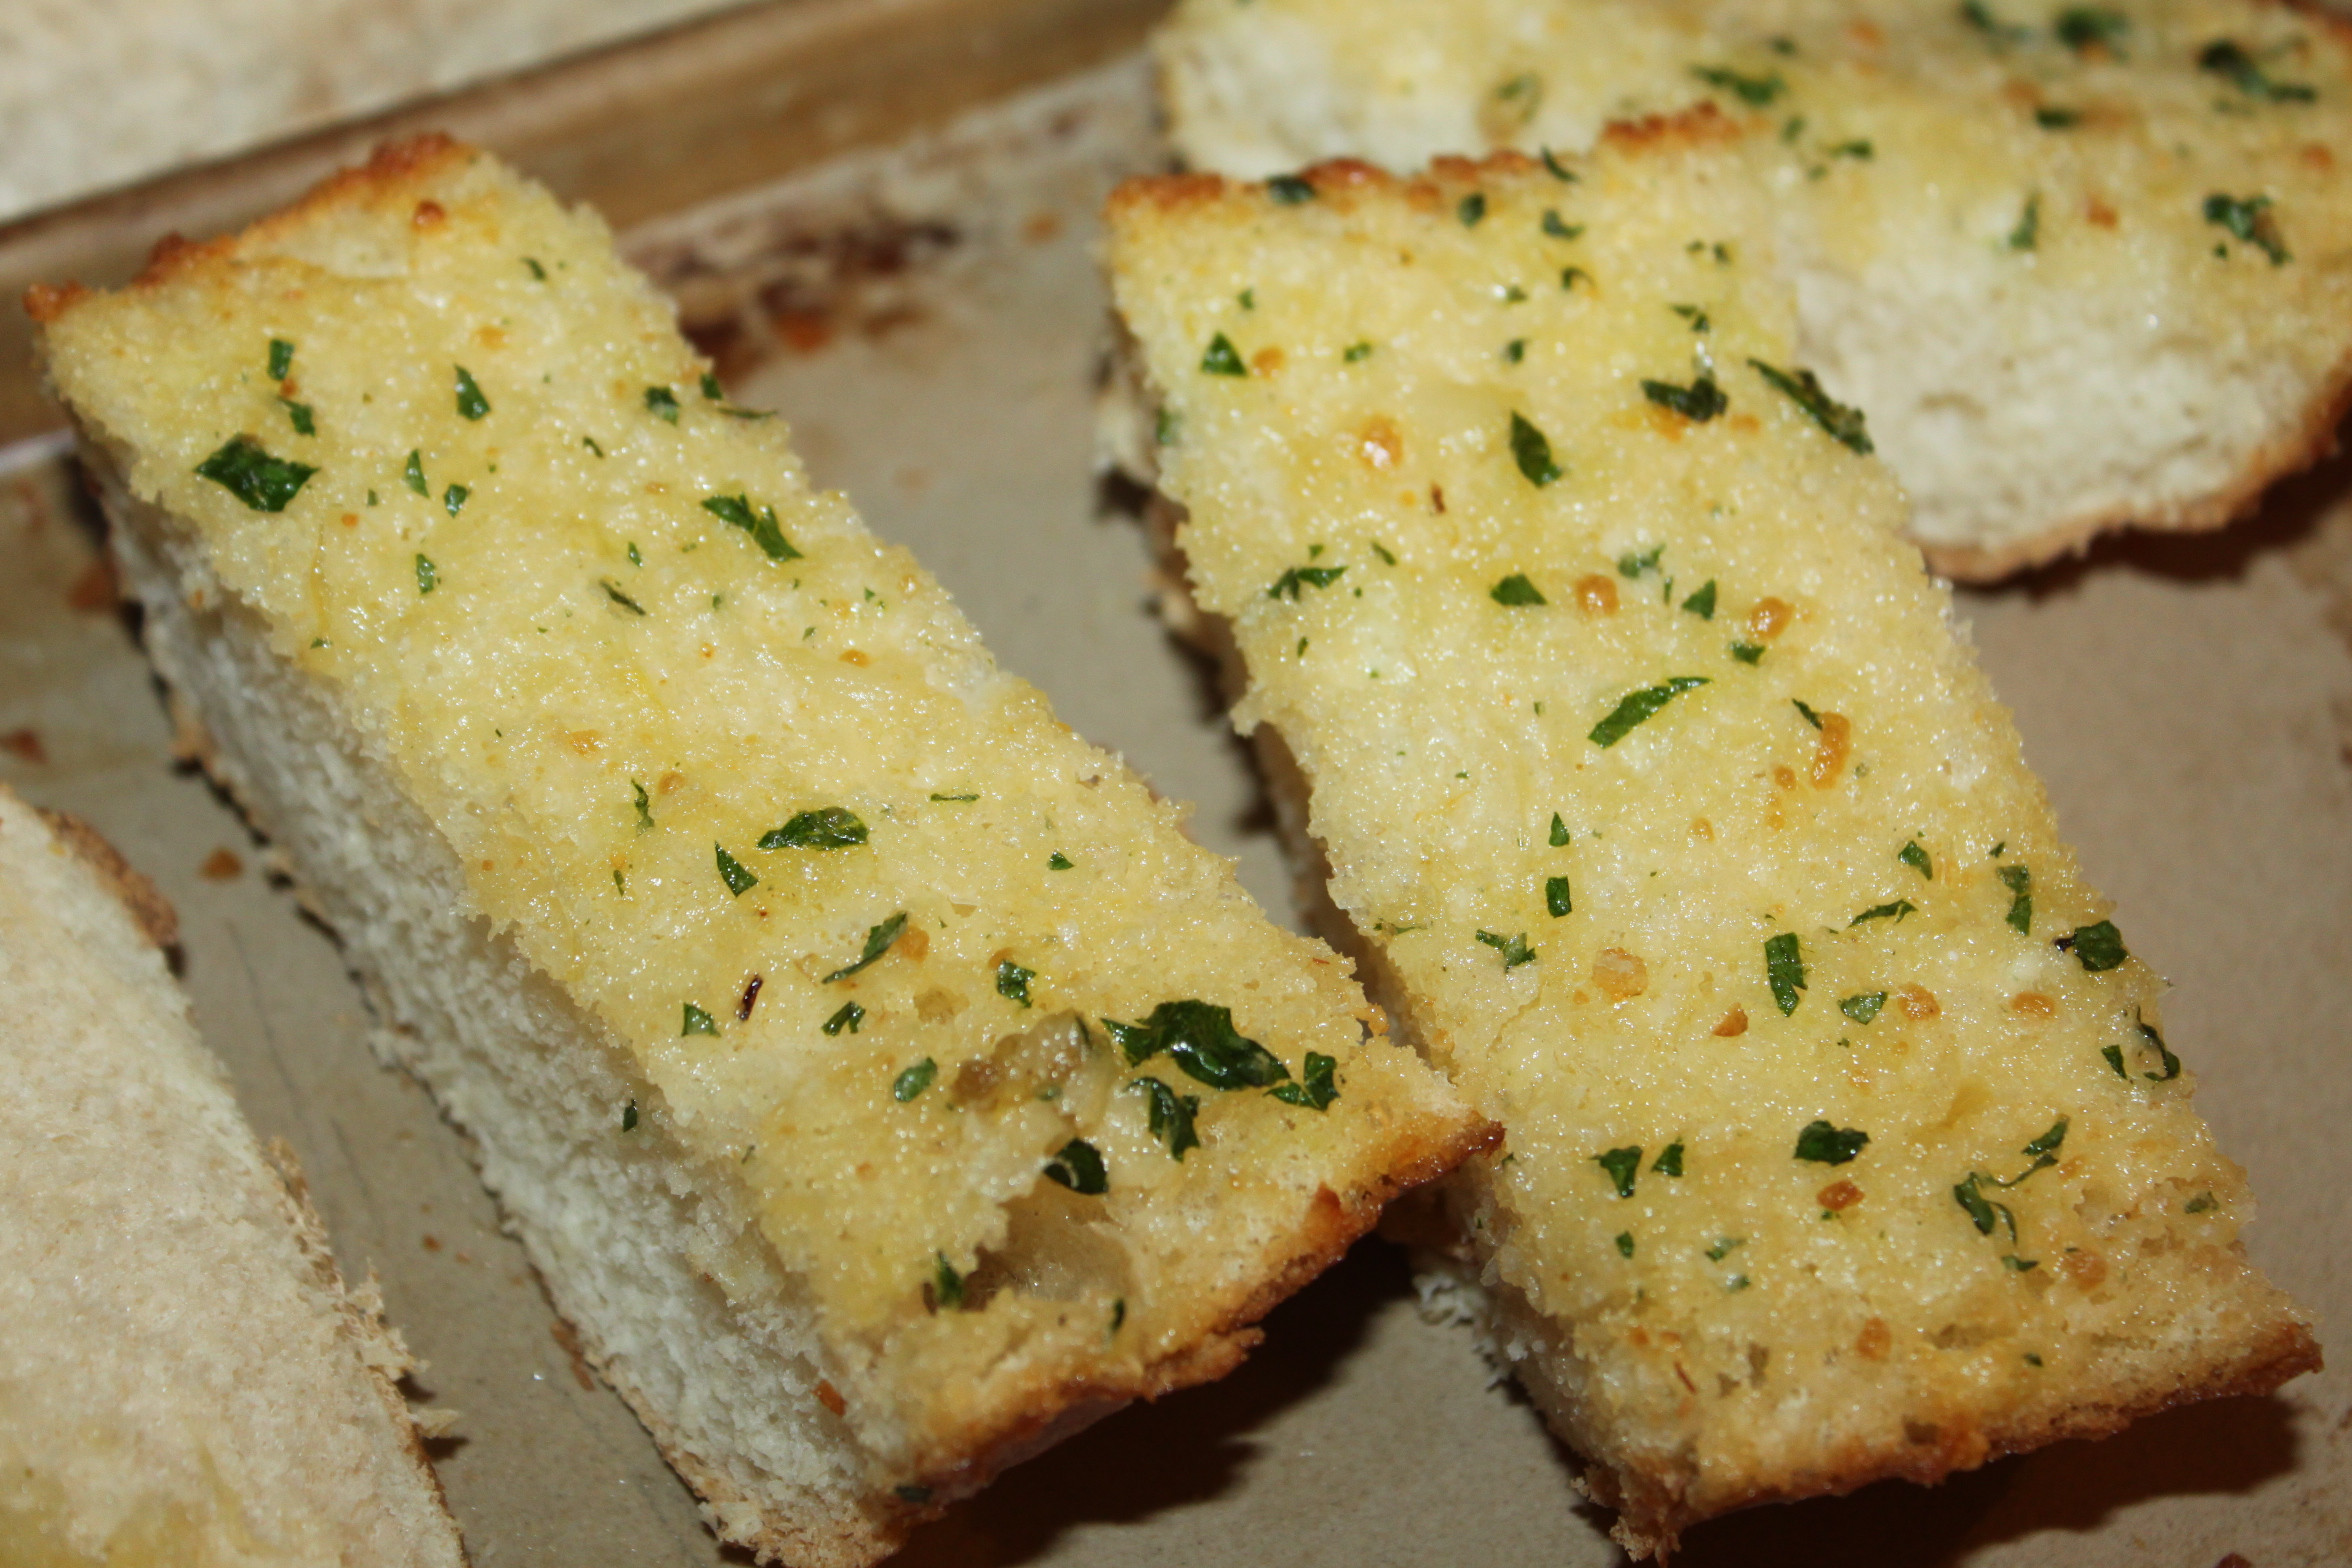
left=0, top=786, right=466, bottom=1567
left=29, top=136, right=1489, bottom=1565
left=1105, top=136, right=2319, bottom=1556
left=1155, top=0, right=2352, bottom=577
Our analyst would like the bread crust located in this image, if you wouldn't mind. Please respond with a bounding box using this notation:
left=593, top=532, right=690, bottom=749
left=33, top=805, right=179, bottom=949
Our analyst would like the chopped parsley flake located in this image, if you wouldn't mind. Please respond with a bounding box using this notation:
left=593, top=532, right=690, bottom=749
left=1044, top=1138, right=1110, bottom=1194
left=1642, top=373, right=1727, bottom=422
left=2009, top=194, right=2042, bottom=252
left=1795, top=1120, right=1868, bottom=1164
left=414, top=554, right=437, bottom=594
left=1201, top=333, right=1247, bottom=376
left=2204, top=193, right=2290, bottom=265
left=2000, top=864, right=2033, bottom=933
left=1458, top=192, right=1488, bottom=226
left=1681, top=580, right=1718, bottom=619
left=824, top=911, right=907, bottom=982
left=1270, top=1051, right=1340, bottom=1110
left=622, top=1100, right=639, bottom=1131
left=1653, top=1142, right=1686, bottom=1177
left=1543, top=209, right=1583, bottom=240
left=931, top=1253, right=967, bottom=1311
left=761, top=807, right=868, bottom=850
left=1267, top=174, right=1317, bottom=204
left=1729, top=642, right=1766, bottom=664
left=631, top=779, right=654, bottom=831
left=1617, top=545, right=1664, bottom=579
left=996, top=960, right=1035, bottom=1008
left=1749, top=359, right=1873, bottom=453
left=682, top=1003, right=719, bottom=1036
left=1509, top=411, right=1564, bottom=486
left=1490, top=572, right=1547, bottom=606
left=2101, top=1043, right=2128, bottom=1078
left=1562, top=266, right=1592, bottom=291
left=930, top=791, right=979, bottom=803
left=1766, top=932, right=1807, bottom=1014
left=825, top=1002, right=865, bottom=1036
left=1344, top=342, right=1374, bottom=362
left=2185, top=1191, right=2217, bottom=1214
left=599, top=578, right=646, bottom=615
left=1549, top=813, right=1570, bottom=847
left=1953, top=1172, right=2016, bottom=1240
left=2035, top=106, right=2082, bottom=128
left=443, top=483, right=469, bottom=518
left=1545, top=874, right=1573, bottom=918
left=1131, top=1076, right=1202, bottom=1160
left=2137, top=1012, right=2182, bottom=1080
left=1541, top=147, right=1577, bottom=182
left=1588, top=677, right=1709, bottom=747
left=1840, top=992, right=1887, bottom=1024
left=454, top=366, right=491, bottom=420
left=1670, top=304, right=1711, bottom=332
left=1692, top=65, right=1785, bottom=105
left=715, top=843, right=758, bottom=897
left=267, top=338, right=295, bottom=380
left=1476, top=929, right=1538, bottom=969
left=1371, top=540, right=1397, bottom=565
left=701, top=373, right=725, bottom=401
left=280, top=398, right=315, bottom=435
left=1962, top=0, right=2032, bottom=45
left=1106, top=1000, right=1289, bottom=1090
left=646, top=385, right=681, bottom=422
left=2069, top=919, right=2128, bottom=971
left=1851, top=899, right=1917, bottom=925
left=702, top=493, right=803, bottom=561
left=1899, top=840, right=1933, bottom=879
left=525, top=257, right=547, bottom=280
left=195, top=437, right=316, bottom=512
left=1616, top=1232, right=1636, bottom=1258
left=1048, top=851, right=1074, bottom=870
left=1505, top=338, right=1526, bottom=364
left=1595, top=1146, right=1643, bottom=1198
left=2056, top=6, right=2128, bottom=54
left=1269, top=564, right=1346, bottom=599
left=892, top=1057, right=935, bottom=1100
left=2002, top=1254, right=2039, bottom=1272
left=2199, top=39, right=2315, bottom=102
left=627, top=541, right=642, bottom=567
left=1793, top=699, right=1823, bottom=729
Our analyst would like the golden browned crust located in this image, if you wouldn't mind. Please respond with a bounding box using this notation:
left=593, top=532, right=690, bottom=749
left=35, top=806, right=178, bottom=950
left=1925, top=347, right=2352, bottom=581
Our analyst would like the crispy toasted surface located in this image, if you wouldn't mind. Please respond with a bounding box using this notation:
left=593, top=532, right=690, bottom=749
left=1106, top=142, right=2317, bottom=1555
left=1156, top=0, right=2352, bottom=576
left=0, top=786, right=465, bottom=1568
left=33, top=136, right=1489, bottom=1561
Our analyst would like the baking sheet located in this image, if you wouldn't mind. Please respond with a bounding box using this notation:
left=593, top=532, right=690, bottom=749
left=2, top=48, right=2349, bottom=1568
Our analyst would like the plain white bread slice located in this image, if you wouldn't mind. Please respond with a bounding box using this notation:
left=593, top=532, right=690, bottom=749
left=1104, top=132, right=2319, bottom=1556
left=28, top=136, right=1491, bottom=1566
left=1155, top=0, right=2352, bottom=578
left=0, top=785, right=466, bottom=1567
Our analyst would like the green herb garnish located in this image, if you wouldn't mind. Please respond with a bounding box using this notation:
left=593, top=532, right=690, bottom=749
left=1766, top=932, right=1807, bottom=1014
left=1048, top=852, right=1074, bottom=870
left=1509, top=411, right=1564, bottom=486
left=1616, top=1232, right=1636, bottom=1258
left=1749, top=359, right=1872, bottom=453
left=824, top=912, right=907, bottom=982
left=414, top=554, right=437, bottom=594
left=1795, top=1120, right=1868, bottom=1164
left=825, top=1002, right=866, bottom=1036
left=1588, top=677, right=1709, bottom=747
left=1729, top=642, right=1765, bottom=664
left=2136, top=1012, right=2181, bottom=1080
left=1691, top=65, right=1785, bottom=105
left=454, top=366, right=491, bottom=420
left=2185, top=1191, right=2216, bottom=1214
left=622, top=1099, right=639, bottom=1131
left=1549, top=813, right=1570, bottom=846
left=1270, top=564, right=1346, bottom=599
left=2102, top=1043, right=2128, bottom=1078
left=599, top=579, right=645, bottom=615
left=1268, top=174, right=1317, bottom=204
left=195, top=437, right=317, bottom=513
left=1490, top=572, right=1547, bottom=606
left=761, top=807, right=868, bottom=850
left=1106, top=1000, right=1288, bottom=1089
left=1681, top=580, right=1717, bottom=619
left=1541, top=147, right=1577, bottom=181
left=1961, top=0, right=2031, bottom=44
left=1131, top=1076, right=1202, bottom=1159
left=714, top=843, right=758, bottom=896
left=996, top=960, right=1035, bottom=1008
left=279, top=398, right=315, bottom=435
left=1201, top=333, right=1247, bottom=376
left=524, top=257, right=547, bottom=280
left=1344, top=342, right=1374, bottom=363
left=1953, top=1172, right=2017, bottom=1239
left=1545, top=875, right=1573, bottom=918
left=930, top=791, right=979, bottom=803
left=2056, top=6, right=2127, bottom=54
left=682, top=1003, right=718, bottom=1036
left=892, top=1057, right=935, bottom=1100
left=701, top=493, right=802, bottom=561
left=1475, top=929, right=1538, bottom=969
left=646, top=385, right=680, bottom=422
left=1044, top=1138, right=1110, bottom=1194
left=2035, top=106, right=2082, bottom=128
left=631, top=779, right=654, bottom=831
left=2198, top=39, right=2315, bottom=102
left=1595, top=1146, right=1643, bottom=1198
left=2009, top=194, right=2041, bottom=252
left=1899, top=840, right=1933, bottom=879
left=1840, top=992, right=1887, bottom=1024
left=1653, top=1142, right=1685, bottom=1177
left=267, top=338, right=295, bottom=380
left=1850, top=899, right=1917, bottom=925
left=442, top=483, right=469, bottom=518
left=1270, top=1051, right=1340, bottom=1110
left=1641, top=374, right=1727, bottom=422
left=2068, top=919, right=2127, bottom=971
left=1458, top=192, right=1488, bottom=226
left=2204, top=193, right=2290, bottom=264
left=2000, top=864, right=2032, bottom=933
left=931, top=1253, right=967, bottom=1310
